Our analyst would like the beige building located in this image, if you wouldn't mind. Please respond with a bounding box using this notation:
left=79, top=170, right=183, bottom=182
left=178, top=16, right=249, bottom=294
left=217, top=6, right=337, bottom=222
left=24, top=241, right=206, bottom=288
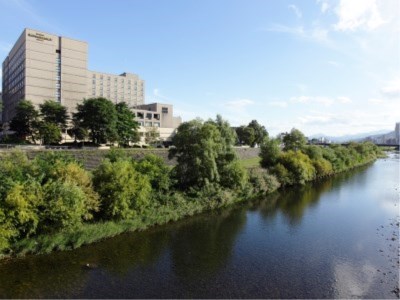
left=2, top=28, right=181, bottom=143
left=2, top=28, right=88, bottom=122
left=88, top=72, right=144, bottom=108
left=132, top=103, right=182, bottom=143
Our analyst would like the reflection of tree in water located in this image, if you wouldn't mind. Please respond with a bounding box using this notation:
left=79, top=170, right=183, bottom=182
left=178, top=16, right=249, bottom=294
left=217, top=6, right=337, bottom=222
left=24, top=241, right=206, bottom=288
left=87, top=229, right=169, bottom=276
left=0, top=229, right=169, bottom=298
left=254, top=165, right=371, bottom=227
left=250, top=181, right=332, bottom=227
left=169, top=207, right=247, bottom=280
left=0, top=250, right=89, bottom=298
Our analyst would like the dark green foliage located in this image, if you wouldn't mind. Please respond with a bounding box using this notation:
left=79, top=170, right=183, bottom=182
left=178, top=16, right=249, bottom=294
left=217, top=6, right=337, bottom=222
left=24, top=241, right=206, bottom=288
left=236, top=126, right=256, bottom=146
left=9, top=100, right=40, bottom=142
left=135, top=154, right=172, bottom=193
left=169, top=116, right=247, bottom=190
left=260, top=137, right=281, bottom=168
left=282, top=128, right=307, bottom=151
left=39, top=100, right=68, bottom=130
left=73, top=98, right=118, bottom=144
left=247, top=120, right=268, bottom=147
left=38, top=122, right=62, bottom=144
left=115, top=102, right=140, bottom=146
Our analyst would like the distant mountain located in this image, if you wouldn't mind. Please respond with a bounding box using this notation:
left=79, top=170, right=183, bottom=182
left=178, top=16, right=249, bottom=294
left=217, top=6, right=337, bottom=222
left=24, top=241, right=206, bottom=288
left=310, top=130, right=392, bottom=143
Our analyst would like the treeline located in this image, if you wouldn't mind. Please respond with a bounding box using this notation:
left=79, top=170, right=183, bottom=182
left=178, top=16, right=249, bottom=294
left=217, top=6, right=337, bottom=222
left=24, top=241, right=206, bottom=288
left=259, top=128, right=383, bottom=186
left=0, top=116, right=383, bottom=257
left=4, top=98, right=139, bottom=146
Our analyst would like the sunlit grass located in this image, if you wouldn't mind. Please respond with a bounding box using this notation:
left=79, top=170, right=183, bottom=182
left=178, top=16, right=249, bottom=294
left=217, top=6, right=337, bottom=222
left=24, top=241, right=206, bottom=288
left=239, top=157, right=261, bottom=168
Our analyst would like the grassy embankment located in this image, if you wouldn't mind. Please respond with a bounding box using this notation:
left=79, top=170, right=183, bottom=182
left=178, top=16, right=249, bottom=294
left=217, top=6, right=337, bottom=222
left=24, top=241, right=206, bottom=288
left=0, top=143, right=383, bottom=259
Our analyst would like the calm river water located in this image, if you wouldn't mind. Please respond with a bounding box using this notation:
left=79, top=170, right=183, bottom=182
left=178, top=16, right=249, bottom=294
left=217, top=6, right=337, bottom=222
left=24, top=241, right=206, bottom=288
left=0, top=153, right=399, bottom=298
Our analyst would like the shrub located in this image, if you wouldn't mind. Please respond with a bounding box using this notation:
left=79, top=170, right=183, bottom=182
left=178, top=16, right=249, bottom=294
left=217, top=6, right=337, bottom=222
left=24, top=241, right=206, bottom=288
left=41, top=181, right=87, bottom=231
left=135, top=154, right=172, bottom=193
left=249, top=168, right=280, bottom=193
left=93, top=159, right=151, bottom=220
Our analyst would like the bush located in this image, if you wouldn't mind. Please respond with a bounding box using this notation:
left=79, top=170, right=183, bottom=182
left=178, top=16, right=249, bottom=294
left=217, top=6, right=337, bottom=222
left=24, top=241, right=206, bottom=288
left=41, top=181, right=87, bottom=231
left=135, top=154, right=172, bottom=193
left=93, top=159, right=151, bottom=220
left=249, top=168, right=280, bottom=194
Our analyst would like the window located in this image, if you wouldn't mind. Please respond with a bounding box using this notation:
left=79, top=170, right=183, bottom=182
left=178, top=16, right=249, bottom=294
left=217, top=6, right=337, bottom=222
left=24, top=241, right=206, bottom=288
left=55, top=49, right=61, bottom=53
left=154, top=122, right=160, bottom=127
left=162, top=107, right=168, bottom=113
left=154, top=114, right=160, bottom=120
left=145, top=122, right=152, bottom=127
left=137, top=112, right=144, bottom=119
left=139, top=121, right=144, bottom=126
left=146, top=113, right=152, bottom=120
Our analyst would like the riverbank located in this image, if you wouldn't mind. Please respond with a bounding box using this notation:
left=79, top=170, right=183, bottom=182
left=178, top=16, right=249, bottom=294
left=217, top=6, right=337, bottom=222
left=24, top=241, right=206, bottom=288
left=0, top=139, right=384, bottom=260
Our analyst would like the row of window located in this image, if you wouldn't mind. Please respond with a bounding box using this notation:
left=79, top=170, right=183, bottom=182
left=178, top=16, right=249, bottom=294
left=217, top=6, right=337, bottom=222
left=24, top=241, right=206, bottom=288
left=138, top=121, right=161, bottom=128
left=136, top=112, right=160, bottom=120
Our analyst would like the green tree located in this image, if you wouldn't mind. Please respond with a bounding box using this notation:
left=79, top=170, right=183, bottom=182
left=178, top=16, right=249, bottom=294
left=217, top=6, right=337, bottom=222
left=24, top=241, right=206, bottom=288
left=145, top=127, right=160, bottom=145
left=39, top=100, right=68, bottom=130
left=260, top=137, right=281, bottom=168
left=115, top=102, right=140, bottom=146
left=169, top=116, right=247, bottom=190
left=282, top=128, right=307, bottom=151
left=135, top=154, right=172, bottom=193
left=73, top=98, right=118, bottom=144
left=93, top=159, right=151, bottom=220
left=38, top=122, right=62, bottom=144
left=67, top=117, right=89, bottom=143
left=236, top=126, right=256, bottom=146
left=247, top=120, right=268, bottom=147
left=9, top=100, right=40, bottom=142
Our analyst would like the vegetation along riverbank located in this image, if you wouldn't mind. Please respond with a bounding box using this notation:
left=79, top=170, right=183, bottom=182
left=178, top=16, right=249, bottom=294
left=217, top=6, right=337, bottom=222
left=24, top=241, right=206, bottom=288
left=0, top=116, right=384, bottom=259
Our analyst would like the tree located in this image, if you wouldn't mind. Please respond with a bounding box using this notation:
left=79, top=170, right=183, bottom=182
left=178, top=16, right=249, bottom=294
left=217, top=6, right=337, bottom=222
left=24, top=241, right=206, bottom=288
left=38, top=122, right=62, bottom=144
left=39, top=100, right=68, bottom=130
left=247, top=120, right=268, bottom=147
left=9, top=100, right=40, bottom=142
left=169, top=116, right=247, bottom=190
left=282, top=128, right=307, bottom=151
left=115, top=102, right=140, bottom=146
left=260, top=137, right=281, bottom=168
left=73, top=98, right=118, bottom=144
left=236, top=126, right=256, bottom=146
left=145, top=127, right=160, bottom=145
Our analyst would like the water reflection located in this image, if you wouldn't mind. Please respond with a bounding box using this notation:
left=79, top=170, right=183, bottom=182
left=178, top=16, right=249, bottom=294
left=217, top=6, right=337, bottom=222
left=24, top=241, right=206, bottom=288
left=0, top=158, right=397, bottom=298
left=169, top=207, right=247, bottom=279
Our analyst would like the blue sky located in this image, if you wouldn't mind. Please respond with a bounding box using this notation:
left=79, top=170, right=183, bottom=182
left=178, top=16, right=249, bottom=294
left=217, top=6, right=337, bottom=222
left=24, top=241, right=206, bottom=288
left=0, top=0, right=399, bottom=136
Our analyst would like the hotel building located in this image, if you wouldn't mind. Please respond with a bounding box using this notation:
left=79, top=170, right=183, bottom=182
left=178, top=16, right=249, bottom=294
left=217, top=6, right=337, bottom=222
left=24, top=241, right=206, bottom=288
left=1, top=28, right=180, bottom=143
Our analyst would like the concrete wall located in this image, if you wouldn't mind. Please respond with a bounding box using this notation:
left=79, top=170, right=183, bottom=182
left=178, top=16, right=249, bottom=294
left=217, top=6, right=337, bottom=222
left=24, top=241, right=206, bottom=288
left=4, top=147, right=260, bottom=170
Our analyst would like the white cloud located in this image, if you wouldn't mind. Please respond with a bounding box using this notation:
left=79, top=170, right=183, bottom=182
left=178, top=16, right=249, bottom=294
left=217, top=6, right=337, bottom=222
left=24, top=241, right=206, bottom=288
left=368, top=98, right=384, bottom=104
left=263, top=24, right=332, bottom=45
left=380, top=77, right=400, bottom=97
left=337, top=96, right=351, bottom=103
left=290, top=96, right=352, bottom=106
left=334, top=0, right=386, bottom=31
left=152, top=88, right=170, bottom=101
left=268, top=101, right=288, bottom=108
left=317, top=0, right=330, bottom=13
left=291, top=96, right=333, bottom=106
left=223, top=98, right=254, bottom=110
left=288, top=4, right=302, bottom=18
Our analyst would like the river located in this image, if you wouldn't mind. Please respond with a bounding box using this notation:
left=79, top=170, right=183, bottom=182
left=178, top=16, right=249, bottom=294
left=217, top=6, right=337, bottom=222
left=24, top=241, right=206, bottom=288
left=0, top=153, right=398, bottom=298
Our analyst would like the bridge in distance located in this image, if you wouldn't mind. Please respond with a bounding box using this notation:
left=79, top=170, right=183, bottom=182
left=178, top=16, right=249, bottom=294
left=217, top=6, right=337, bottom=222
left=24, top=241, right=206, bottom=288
left=311, top=142, right=400, bottom=151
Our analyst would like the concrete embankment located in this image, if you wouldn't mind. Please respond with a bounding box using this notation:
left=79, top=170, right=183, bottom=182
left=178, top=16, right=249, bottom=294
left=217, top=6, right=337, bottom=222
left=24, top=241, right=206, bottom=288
left=0, top=147, right=260, bottom=170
